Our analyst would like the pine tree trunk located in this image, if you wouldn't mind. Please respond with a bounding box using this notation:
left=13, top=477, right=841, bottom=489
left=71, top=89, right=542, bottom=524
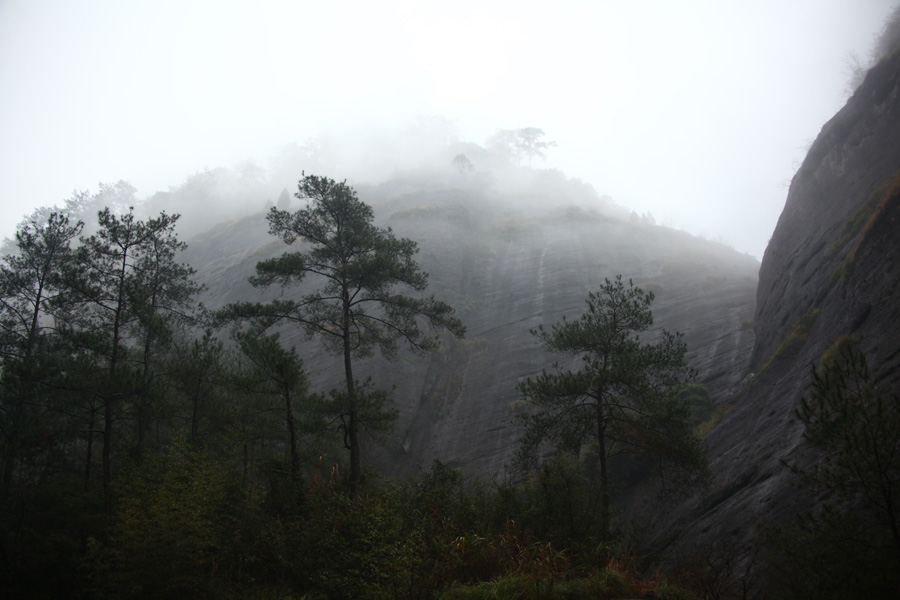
left=343, top=286, right=360, bottom=496
left=345, top=342, right=360, bottom=496
left=104, top=256, right=127, bottom=513
left=138, top=284, right=160, bottom=456
left=85, top=406, right=95, bottom=492
left=597, top=399, right=610, bottom=541
left=191, top=379, right=201, bottom=443
left=102, top=392, right=113, bottom=513
left=285, top=383, right=300, bottom=485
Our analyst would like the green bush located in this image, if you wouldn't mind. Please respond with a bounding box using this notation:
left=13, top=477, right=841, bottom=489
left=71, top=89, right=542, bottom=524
left=99, top=439, right=242, bottom=599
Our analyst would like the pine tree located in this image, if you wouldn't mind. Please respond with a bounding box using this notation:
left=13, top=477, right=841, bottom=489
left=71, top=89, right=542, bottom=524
left=0, top=212, right=82, bottom=499
left=518, top=275, right=703, bottom=538
left=64, top=207, right=197, bottom=509
left=221, top=173, right=465, bottom=493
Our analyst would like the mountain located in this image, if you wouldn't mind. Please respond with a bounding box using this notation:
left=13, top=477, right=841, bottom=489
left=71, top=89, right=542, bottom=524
left=185, top=166, right=759, bottom=477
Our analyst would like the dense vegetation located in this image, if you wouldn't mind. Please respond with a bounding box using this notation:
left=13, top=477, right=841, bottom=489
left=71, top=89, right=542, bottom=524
left=0, top=177, right=712, bottom=599
left=2, top=174, right=897, bottom=599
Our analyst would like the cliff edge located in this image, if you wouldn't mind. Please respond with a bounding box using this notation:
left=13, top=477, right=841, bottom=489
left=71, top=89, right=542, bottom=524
left=650, top=48, right=900, bottom=556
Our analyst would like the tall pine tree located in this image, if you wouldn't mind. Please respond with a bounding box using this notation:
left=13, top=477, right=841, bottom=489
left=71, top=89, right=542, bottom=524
left=222, top=173, right=465, bottom=493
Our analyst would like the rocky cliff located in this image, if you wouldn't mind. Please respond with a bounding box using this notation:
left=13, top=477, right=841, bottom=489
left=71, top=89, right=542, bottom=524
left=185, top=167, right=759, bottom=477
left=643, top=48, right=900, bottom=553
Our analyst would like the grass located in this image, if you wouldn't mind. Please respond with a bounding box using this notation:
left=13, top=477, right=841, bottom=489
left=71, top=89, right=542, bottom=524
left=827, top=170, right=900, bottom=284
left=695, top=403, right=732, bottom=438
left=819, top=334, right=859, bottom=367
left=755, top=309, right=822, bottom=378
left=827, top=259, right=854, bottom=288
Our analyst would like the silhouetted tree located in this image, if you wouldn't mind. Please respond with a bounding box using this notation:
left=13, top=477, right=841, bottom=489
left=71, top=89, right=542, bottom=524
left=221, top=173, right=465, bottom=493
left=64, top=208, right=193, bottom=510
left=233, top=330, right=313, bottom=487
left=130, top=212, right=201, bottom=455
left=168, top=328, right=225, bottom=443
left=790, top=342, right=900, bottom=563
left=0, top=212, right=82, bottom=499
left=518, top=275, right=703, bottom=539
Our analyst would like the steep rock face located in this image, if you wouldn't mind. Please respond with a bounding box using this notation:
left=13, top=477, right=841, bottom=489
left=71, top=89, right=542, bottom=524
left=186, top=170, right=759, bottom=477
left=754, top=52, right=900, bottom=369
left=649, top=50, right=900, bottom=553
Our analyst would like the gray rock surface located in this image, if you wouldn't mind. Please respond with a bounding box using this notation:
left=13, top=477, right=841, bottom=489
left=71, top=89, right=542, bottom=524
left=641, top=49, right=900, bottom=555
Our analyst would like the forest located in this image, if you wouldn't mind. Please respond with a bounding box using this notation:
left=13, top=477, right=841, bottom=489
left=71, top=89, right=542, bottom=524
left=2, top=171, right=899, bottom=600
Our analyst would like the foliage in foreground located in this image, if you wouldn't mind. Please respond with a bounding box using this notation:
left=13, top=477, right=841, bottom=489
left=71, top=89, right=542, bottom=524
left=0, top=441, right=749, bottom=600
left=771, top=339, right=900, bottom=599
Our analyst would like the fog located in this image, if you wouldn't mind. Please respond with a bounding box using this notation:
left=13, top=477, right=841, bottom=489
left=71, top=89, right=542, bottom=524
left=1, top=0, right=896, bottom=258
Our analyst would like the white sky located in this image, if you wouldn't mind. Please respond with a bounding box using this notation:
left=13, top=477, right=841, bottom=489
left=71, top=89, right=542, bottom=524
left=0, top=0, right=896, bottom=258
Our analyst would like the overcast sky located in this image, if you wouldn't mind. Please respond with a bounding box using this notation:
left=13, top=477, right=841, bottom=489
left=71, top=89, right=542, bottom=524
left=1, top=0, right=896, bottom=258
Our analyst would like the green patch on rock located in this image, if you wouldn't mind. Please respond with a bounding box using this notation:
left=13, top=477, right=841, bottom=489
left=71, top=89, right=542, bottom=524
left=827, top=170, right=900, bottom=286
left=756, top=308, right=823, bottom=378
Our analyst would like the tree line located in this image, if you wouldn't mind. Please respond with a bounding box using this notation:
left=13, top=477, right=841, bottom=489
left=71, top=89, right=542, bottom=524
left=11, top=171, right=892, bottom=598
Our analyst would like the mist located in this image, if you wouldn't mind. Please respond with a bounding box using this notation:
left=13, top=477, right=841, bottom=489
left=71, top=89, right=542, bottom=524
left=1, top=0, right=897, bottom=258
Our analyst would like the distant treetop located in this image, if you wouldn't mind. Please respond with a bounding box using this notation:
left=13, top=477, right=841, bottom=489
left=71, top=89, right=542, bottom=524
left=488, top=127, right=557, bottom=166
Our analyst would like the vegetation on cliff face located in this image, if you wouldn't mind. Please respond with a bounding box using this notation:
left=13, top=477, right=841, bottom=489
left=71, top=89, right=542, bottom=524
left=828, top=169, right=900, bottom=285
left=754, top=309, right=822, bottom=378
left=769, top=341, right=900, bottom=598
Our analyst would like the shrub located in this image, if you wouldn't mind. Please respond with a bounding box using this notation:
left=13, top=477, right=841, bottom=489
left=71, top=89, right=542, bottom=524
left=100, top=439, right=239, bottom=599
